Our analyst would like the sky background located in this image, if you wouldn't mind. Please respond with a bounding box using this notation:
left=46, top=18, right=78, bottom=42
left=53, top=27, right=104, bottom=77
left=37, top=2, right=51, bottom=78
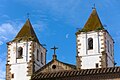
left=0, top=0, right=120, bottom=80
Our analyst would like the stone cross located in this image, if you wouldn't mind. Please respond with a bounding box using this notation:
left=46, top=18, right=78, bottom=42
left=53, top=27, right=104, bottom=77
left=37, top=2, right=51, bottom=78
left=92, top=4, right=96, bottom=9
left=51, top=46, right=58, bottom=55
left=27, top=13, right=30, bottom=19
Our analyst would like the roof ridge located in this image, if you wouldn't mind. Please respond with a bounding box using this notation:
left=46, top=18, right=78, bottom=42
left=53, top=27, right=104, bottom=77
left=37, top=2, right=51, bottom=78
left=34, top=59, right=76, bottom=74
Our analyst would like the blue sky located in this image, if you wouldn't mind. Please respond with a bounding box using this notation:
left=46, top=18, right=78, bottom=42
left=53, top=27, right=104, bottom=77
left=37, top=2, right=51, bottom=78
left=0, top=0, right=120, bottom=80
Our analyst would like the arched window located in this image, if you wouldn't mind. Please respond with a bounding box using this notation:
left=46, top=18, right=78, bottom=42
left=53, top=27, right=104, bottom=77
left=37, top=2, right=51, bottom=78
left=41, top=52, right=43, bottom=64
left=88, top=38, right=93, bottom=50
left=17, top=47, right=23, bottom=58
left=107, top=40, right=109, bottom=52
left=37, top=49, right=39, bottom=61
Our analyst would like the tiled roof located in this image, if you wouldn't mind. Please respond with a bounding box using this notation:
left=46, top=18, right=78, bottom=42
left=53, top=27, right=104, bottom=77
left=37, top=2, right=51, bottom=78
left=12, top=19, right=39, bottom=43
left=32, top=67, right=120, bottom=80
left=76, top=9, right=104, bottom=34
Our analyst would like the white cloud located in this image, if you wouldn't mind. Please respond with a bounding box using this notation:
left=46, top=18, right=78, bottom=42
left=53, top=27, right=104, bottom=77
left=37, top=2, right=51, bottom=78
left=0, top=70, right=5, bottom=80
left=0, top=22, right=20, bottom=43
left=0, top=23, right=17, bottom=35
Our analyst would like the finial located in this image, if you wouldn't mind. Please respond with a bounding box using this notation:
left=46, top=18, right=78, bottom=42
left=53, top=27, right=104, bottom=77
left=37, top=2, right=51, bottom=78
left=27, top=13, right=30, bottom=19
left=76, top=28, right=81, bottom=31
left=51, top=46, right=58, bottom=60
left=92, top=3, right=96, bottom=9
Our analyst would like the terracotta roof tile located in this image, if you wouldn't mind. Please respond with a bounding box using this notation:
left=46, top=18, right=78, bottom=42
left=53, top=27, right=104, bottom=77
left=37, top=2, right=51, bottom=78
left=32, top=67, right=120, bottom=80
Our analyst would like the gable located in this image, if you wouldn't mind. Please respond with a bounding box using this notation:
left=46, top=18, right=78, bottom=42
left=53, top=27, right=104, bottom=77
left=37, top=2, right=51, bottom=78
left=35, top=59, right=76, bottom=73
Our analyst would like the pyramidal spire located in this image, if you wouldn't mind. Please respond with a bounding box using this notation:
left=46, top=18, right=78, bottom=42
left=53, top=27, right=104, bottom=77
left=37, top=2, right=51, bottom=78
left=13, top=19, right=39, bottom=43
left=81, top=9, right=104, bottom=32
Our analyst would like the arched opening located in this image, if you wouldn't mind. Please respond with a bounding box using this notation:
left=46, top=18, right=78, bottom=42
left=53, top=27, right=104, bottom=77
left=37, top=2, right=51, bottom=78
left=88, top=38, right=93, bottom=50
left=41, top=52, right=43, bottom=64
left=37, top=49, right=39, bottom=61
left=17, top=47, right=23, bottom=58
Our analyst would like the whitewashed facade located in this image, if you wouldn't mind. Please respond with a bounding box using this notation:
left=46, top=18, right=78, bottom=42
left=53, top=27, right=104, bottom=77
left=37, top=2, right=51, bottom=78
left=76, top=9, right=114, bottom=69
left=76, top=30, right=114, bottom=69
left=6, top=19, right=46, bottom=80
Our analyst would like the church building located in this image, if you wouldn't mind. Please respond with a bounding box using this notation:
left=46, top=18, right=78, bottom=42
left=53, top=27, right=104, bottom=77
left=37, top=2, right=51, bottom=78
left=6, top=8, right=120, bottom=80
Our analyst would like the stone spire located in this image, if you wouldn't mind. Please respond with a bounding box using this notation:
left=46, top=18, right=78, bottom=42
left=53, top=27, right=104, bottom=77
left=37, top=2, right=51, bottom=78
left=77, top=9, right=104, bottom=33
left=13, top=19, right=39, bottom=43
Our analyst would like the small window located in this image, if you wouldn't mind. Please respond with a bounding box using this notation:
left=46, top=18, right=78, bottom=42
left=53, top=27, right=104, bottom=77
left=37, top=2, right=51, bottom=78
left=110, top=44, right=112, bottom=56
left=11, top=74, right=14, bottom=78
left=32, top=54, right=35, bottom=73
left=107, top=40, right=109, bottom=52
left=88, top=38, right=93, bottom=50
left=41, top=52, right=43, bottom=64
left=17, top=47, right=23, bottom=59
left=37, top=49, right=39, bottom=61
left=96, top=63, right=99, bottom=68
left=52, top=65, right=56, bottom=69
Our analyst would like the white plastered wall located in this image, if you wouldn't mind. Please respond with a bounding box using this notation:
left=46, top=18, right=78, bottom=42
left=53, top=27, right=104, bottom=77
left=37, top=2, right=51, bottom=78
left=76, top=30, right=114, bottom=69
left=7, top=41, right=46, bottom=80
left=105, top=31, right=114, bottom=67
left=33, top=42, right=46, bottom=72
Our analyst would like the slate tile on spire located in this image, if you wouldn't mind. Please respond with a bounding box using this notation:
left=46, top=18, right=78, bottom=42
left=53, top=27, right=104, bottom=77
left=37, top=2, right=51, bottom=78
left=77, top=9, right=104, bottom=33
left=13, top=19, right=39, bottom=43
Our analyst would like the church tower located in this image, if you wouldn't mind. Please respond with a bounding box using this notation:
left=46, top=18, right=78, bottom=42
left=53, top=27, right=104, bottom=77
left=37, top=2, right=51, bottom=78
left=76, top=8, right=114, bottom=69
left=6, top=19, right=46, bottom=80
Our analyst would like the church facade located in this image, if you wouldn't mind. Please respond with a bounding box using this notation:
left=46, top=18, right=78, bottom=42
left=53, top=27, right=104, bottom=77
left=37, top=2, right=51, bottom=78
left=6, top=8, right=120, bottom=80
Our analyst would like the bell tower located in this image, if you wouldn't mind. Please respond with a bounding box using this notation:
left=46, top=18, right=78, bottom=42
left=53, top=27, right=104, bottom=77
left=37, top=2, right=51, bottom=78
left=6, top=19, right=46, bottom=80
left=76, top=9, right=114, bottom=69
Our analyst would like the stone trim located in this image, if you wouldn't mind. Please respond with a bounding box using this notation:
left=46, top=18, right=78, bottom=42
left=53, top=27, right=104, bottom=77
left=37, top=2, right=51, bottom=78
left=77, top=40, right=80, bottom=42
left=26, top=42, right=34, bottom=76
left=6, top=44, right=12, bottom=80
left=100, top=51, right=107, bottom=68
left=103, top=31, right=106, bottom=51
left=100, top=31, right=106, bottom=51
left=6, top=64, right=11, bottom=80
left=7, top=45, right=11, bottom=64
left=77, top=44, right=81, bottom=46
left=27, top=60, right=33, bottom=76
left=76, top=56, right=82, bottom=70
